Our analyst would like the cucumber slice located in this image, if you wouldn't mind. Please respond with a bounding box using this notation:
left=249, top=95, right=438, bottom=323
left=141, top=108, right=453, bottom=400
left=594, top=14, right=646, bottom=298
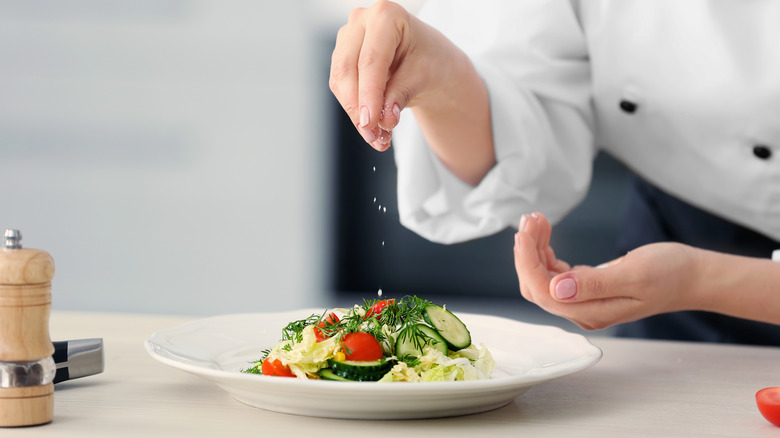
left=395, top=323, right=448, bottom=361
left=422, top=304, right=471, bottom=350
left=319, top=368, right=352, bottom=381
left=327, top=358, right=394, bottom=381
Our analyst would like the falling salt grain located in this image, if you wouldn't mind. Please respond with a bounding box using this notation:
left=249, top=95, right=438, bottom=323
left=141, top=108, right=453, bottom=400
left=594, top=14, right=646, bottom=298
left=377, top=289, right=383, bottom=297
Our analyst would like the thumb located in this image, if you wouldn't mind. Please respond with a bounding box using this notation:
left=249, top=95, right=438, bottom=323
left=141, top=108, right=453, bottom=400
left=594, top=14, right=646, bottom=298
left=378, top=70, right=415, bottom=132
left=550, top=268, right=616, bottom=303
left=379, top=47, right=431, bottom=131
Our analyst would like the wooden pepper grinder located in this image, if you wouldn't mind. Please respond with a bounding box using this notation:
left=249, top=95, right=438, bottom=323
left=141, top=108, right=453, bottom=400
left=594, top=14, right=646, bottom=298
left=0, top=229, right=56, bottom=427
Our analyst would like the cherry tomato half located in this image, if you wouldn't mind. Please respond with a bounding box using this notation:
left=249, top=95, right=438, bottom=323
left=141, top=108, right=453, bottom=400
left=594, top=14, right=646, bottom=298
left=343, top=332, right=383, bottom=361
left=261, top=358, right=295, bottom=377
left=364, top=299, right=396, bottom=319
left=314, top=313, right=340, bottom=342
left=756, top=387, right=780, bottom=427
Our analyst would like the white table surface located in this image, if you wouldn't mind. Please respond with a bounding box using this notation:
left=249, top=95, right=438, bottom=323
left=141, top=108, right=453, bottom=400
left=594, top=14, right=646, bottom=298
left=5, top=311, right=780, bottom=437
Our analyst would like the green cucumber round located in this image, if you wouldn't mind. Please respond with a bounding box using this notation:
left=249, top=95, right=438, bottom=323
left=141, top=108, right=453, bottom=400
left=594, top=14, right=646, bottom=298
left=327, top=358, right=394, bottom=381
left=395, top=323, right=448, bottom=361
left=422, top=304, right=471, bottom=350
left=319, top=368, right=352, bottom=381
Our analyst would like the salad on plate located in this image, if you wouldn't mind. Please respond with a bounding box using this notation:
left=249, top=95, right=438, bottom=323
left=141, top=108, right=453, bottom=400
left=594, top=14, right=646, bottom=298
left=242, top=296, right=495, bottom=382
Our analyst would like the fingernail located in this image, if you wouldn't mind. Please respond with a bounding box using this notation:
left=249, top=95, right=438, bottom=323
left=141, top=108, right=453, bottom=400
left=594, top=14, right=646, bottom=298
left=379, top=103, right=401, bottom=131
left=519, top=215, right=528, bottom=232
left=555, top=277, right=577, bottom=300
left=377, top=128, right=392, bottom=144
left=359, top=106, right=370, bottom=128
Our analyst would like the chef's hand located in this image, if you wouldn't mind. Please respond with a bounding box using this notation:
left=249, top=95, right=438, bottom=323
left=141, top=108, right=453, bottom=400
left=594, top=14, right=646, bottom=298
left=329, top=1, right=474, bottom=152
left=513, top=212, right=698, bottom=330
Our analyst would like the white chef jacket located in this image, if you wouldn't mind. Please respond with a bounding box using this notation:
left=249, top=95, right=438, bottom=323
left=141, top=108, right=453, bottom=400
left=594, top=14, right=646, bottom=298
left=393, top=0, right=780, bottom=245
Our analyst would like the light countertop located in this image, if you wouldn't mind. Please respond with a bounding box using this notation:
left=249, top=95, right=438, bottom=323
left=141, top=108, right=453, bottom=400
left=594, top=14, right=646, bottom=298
left=4, top=310, right=778, bottom=437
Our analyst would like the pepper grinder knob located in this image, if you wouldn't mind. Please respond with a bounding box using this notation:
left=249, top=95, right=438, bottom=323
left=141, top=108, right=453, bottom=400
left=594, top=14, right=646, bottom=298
left=4, top=229, right=22, bottom=249
left=0, top=229, right=56, bottom=427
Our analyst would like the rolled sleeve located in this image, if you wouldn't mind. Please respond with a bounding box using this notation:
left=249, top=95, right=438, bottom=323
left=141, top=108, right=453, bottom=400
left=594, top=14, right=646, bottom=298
left=394, top=0, right=595, bottom=244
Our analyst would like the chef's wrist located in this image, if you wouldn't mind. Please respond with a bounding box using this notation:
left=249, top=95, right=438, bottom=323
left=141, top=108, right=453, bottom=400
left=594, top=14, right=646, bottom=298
left=670, top=244, right=710, bottom=314
left=412, top=51, right=495, bottom=186
left=692, top=247, right=780, bottom=323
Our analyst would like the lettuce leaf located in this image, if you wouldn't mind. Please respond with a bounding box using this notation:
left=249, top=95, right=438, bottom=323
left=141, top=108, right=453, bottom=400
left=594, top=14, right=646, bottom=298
left=266, top=325, right=339, bottom=378
left=378, top=343, right=495, bottom=382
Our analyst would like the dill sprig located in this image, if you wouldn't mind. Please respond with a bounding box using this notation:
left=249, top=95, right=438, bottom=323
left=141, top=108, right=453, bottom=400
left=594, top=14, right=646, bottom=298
left=375, top=295, right=432, bottom=330
left=241, top=348, right=271, bottom=374
left=278, top=296, right=434, bottom=346
left=242, top=364, right=262, bottom=374
left=323, top=303, right=386, bottom=342
left=397, top=324, right=432, bottom=351
left=281, top=313, right=324, bottom=343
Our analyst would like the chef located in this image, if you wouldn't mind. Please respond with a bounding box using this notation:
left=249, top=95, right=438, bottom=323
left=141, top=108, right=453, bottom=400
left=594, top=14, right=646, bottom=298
left=329, top=0, right=780, bottom=344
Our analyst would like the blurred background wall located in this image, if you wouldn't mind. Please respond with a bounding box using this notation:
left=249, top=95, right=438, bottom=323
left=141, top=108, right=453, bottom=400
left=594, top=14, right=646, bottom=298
left=1, top=0, right=627, bottom=324
left=1, top=0, right=332, bottom=315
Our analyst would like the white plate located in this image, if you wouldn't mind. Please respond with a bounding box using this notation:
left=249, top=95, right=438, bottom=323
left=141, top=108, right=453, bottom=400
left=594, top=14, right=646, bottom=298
left=145, top=309, right=602, bottom=420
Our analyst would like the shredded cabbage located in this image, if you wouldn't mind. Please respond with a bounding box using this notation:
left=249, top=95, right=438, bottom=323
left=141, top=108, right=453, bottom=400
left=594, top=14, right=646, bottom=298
left=265, top=326, right=339, bottom=378
left=378, top=361, right=423, bottom=382
left=378, top=343, right=495, bottom=382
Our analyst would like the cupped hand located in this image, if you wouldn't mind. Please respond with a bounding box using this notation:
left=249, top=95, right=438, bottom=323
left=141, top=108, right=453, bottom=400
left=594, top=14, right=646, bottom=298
left=513, top=212, right=699, bottom=330
left=329, top=1, right=463, bottom=151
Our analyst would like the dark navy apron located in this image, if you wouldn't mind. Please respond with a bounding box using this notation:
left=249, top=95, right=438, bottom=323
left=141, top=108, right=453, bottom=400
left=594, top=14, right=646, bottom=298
left=613, top=176, right=780, bottom=346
